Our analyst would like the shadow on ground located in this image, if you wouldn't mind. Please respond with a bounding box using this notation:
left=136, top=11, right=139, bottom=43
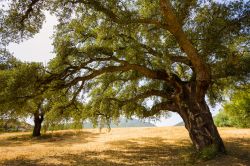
left=2, top=136, right=249, bottom=166
left=0, top=130, right=101, bottom=147
left=224, top=138, right=250, bottom=161
left=2, top=137, right=193, bottom=166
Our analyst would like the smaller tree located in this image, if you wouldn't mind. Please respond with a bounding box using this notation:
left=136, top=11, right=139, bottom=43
left=215, top=85, right=250, bottom=128
left=0, top=57, right=85, bottom=136
left=0, top=61, right=45, bottom=136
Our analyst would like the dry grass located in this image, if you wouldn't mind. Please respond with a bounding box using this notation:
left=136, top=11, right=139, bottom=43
left=0, top=127, right=249, bottom=166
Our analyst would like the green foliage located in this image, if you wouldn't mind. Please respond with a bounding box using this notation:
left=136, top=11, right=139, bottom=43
left=224, top=88, right=250, bottom=128
left=0, top=0, right=45, bottom=45
left=215, top=86, right=250, bottom=128
left=0, top=1, right=249, bottom=142
left=0, top=57, right=83, bottom=135
left=43, top=122, right=82, bottom=132
left=47, top=0, right=249, bottom=124
left=43, top=103, right=85, bottom=133
left=214, top=111, right=233, bottom=127
left=0, top=61, right=44, bottom=116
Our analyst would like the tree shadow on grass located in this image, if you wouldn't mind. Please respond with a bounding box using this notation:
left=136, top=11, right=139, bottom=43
left=1, top=136, right=250, bottom=166
left=2, top=137, right=195, bottom=166
left=106, top=137, right=194, bottom=165
left=0, top=130, right=101, bottom=147
left=224, top=138, right=250, bottom=162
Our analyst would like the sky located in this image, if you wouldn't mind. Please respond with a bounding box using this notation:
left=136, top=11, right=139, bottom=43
left=7, top=13, right=220, bottom=127
left=8, top=12, right=57, bottom=63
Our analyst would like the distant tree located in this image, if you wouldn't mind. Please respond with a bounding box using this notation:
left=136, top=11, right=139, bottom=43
left=0, top=59, right=80, bottom=136
left=215, top=86, right=250, bottom=128
left=1, top=0, right=250, bottom=154
left=0, top=60, right=46, bottom=136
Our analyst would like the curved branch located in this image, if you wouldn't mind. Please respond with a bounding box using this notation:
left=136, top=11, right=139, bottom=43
left=159, top=0, right=210, bottom=83
left=64, top=59, right=172, bottom=87
left=107, top=90, right=177, bottom=117
left=142, top=101, right=178, bottom=117
left=170, top=56, right=192, bottom=66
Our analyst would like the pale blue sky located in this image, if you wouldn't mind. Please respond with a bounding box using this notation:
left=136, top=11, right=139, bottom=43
left=7, top=13, right=220, bottom=126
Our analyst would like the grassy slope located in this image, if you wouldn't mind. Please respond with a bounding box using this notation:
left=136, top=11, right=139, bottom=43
left=0, top=127, right=249, bottom=166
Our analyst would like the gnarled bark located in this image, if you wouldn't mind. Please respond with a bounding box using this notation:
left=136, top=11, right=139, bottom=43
left=176, top=82, right=226, bottom=153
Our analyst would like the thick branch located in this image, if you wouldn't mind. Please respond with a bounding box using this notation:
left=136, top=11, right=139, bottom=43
left=64, top=60, right=171, bottom=87
left=159, top=0, right=210, bottom=83
left=108, top=90, right=177, bottom=117
left=170, top=56, right=192, bottom=66
left=142, top=102, right=177, bottom=117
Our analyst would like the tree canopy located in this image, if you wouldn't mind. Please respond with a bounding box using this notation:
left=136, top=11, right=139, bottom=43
left=0, top=0, right=249, bottom=153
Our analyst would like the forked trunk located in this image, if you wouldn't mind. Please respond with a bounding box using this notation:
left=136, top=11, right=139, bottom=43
left=176, top=83, right=226, bottom=153
left=32, top=111, right=44, bottom=137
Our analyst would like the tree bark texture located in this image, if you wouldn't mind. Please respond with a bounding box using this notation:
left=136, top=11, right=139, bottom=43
left=32, top=111, right=44, bottom=137
left=176, top=82, right=226, bottom=153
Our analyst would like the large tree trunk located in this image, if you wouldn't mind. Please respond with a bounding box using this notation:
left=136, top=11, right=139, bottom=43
left=177, top=83, right=226, bottom=153
left=159, top=0, right=225, bottom=154
left=32, top=111, right=44, bottom=137
left=178, top=101, right=226, bottom=153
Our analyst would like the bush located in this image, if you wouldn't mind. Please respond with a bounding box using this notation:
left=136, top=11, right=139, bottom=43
left=214, top=111, right=233, bottom=127
left=215, top=87, right=250, bottom=128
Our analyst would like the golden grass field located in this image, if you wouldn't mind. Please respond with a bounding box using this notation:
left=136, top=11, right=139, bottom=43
left=0, top=127, right=249, bottom=166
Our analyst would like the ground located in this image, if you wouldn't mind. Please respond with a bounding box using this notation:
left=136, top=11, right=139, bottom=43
left=0, top=127, right=249, bottom=166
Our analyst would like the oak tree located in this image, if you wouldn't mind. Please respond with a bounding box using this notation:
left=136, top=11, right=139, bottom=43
left=0, top=58, right=47, bottom=136
left=0, top=58, right=79, bottom=136
left=1, top=0, right=250, bottom=153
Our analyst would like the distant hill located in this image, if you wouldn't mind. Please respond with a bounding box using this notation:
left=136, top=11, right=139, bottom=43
left=83, top=118, right=155, bottom=128
left=174, top=116, right=217, bottom=126
left=174, top=121, right=184, bottom=126
left=43, top=118, right=155, bottom=131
